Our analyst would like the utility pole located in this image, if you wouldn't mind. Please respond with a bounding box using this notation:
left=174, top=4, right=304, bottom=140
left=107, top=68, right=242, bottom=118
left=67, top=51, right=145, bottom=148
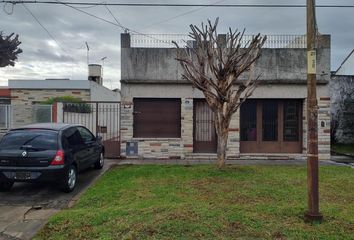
left=305, top=0, right=323, bottom=222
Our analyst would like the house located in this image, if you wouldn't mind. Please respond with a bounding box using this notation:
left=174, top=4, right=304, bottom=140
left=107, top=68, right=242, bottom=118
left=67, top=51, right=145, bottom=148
left=9, top=64, right=120, bottom=105
left=120, top=33, right=331, bottom=161
left=3, top=64, right=120, bottom=129
left=0, top=87, right=11, bottom=134
left=330, top=49, right=354, bottom=144
left=9, top=78, right=119, bottom=105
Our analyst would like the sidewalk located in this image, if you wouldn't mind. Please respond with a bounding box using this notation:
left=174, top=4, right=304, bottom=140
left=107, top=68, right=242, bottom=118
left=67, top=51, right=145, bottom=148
left=116, top=158, right=350, bottom=167
left=0, top=160, right=115, bottom=240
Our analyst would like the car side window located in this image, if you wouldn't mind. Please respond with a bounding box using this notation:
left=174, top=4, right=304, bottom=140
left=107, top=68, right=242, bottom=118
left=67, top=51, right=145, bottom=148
left=77, top=127, right=95, bottom=143
left=62, top=128, right=84, bottom=149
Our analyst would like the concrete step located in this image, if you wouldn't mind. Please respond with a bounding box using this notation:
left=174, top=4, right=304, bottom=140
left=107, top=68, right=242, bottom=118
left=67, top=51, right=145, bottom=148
left=331, top=155, right=354, bottom=164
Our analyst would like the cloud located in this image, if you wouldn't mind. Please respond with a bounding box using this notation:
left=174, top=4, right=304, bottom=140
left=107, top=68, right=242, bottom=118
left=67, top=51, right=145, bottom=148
left=0, top=0, right=353, bottom=89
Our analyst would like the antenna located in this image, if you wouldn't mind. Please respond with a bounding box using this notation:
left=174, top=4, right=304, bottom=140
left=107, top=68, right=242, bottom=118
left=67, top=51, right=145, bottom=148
left=85, top=42, right=90, bottom=77
left=85, top=41, right=90, bottom=64
left=101, top=56, right=107, bottom=78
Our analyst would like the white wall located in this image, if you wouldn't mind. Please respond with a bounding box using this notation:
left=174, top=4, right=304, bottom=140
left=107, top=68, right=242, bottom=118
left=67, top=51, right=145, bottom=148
left=90, top=81, right=120, bottom=101
left=9, top=79, right=90, bottom=89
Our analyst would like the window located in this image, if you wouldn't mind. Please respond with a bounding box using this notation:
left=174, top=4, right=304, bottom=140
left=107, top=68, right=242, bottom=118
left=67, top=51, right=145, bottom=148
left=78, top=127, right=95, bottom=142
left=262, top=101, right=278, bottom=141
left=62, top=128, right=83, bottom=149
left=240, top=99, right=302, bottom=153
left=0, top=130, right=58, bottom=150
left=283, top=101, right=300, bottom=141
left=240, top=101, right=257, bottom=141
left=133, top=98, right=181, bottom=138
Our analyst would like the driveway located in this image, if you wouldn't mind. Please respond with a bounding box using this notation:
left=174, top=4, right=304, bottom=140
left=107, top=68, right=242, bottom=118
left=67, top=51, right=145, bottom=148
left=0, top=160, right=115, bottom=240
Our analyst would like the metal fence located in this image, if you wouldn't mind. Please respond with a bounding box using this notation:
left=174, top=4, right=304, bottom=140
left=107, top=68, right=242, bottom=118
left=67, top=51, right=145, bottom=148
left=62, top=102, right=121, bottom=158
left=0, top=105, right=11, bottom=129
left=130, top=34, right=306, bottom=48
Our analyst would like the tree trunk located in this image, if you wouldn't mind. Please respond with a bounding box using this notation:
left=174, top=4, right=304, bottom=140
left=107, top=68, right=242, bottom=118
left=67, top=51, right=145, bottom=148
left=216, top=116, right=230, bottom=169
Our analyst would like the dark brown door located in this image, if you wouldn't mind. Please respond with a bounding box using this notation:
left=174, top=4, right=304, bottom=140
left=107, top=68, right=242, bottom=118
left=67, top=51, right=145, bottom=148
left=193, top=99, right=217, bottom=153
left=240, top=99, right=302, bottom=153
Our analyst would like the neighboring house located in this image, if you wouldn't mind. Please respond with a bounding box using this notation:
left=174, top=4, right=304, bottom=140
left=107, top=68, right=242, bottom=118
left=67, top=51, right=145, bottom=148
left=120, top=33, right=331, bottom=160
left=9, top=64, right=120, bottom=105
left=330, top=49, right=354, bottom=143
left=9, top=79, right=120, bottom=105
left=3, top=64, right=120, bottom=129
left=7, top=78, right=120, bottom=128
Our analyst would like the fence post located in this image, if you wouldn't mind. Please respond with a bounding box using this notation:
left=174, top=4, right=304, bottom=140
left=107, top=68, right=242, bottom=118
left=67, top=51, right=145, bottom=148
left=96, top=102, right=99, bottom=137
left=7, top=105, right=11, bottom=129
left=56, top=102, right=64, bottom=123
left=52, top=102, right=58, bottom=123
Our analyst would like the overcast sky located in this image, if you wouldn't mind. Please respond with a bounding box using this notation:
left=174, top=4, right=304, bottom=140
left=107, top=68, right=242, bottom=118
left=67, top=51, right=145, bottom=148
left=0, top=0, right=353, bottom=89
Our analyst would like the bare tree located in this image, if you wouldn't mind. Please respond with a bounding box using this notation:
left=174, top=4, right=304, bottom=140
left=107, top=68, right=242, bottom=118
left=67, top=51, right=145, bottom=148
left=174, top=18, right=266, bottom=168
left=0, top=32, right=22, bottom=67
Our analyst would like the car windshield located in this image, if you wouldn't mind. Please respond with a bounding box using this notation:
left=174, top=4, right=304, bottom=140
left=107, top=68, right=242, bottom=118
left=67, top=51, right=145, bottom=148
left=0, top=130, right=58, bottom=151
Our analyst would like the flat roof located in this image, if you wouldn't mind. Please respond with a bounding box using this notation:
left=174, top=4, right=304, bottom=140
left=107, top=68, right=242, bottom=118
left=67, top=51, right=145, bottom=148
left=8, top=79, right=91, bottom=90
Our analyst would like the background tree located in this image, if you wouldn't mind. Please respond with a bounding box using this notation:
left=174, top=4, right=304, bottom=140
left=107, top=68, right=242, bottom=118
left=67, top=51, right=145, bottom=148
left=174, top=18, right=266, bottom=168
left=0, top=32, right=22, bottom=67
left=330, top=77, right=354, bottom=144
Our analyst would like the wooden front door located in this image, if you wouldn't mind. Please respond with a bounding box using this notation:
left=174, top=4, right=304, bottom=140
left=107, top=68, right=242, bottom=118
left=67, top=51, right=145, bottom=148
left=193, top=99, right=217, bottom=153
left=240, top=99, right=302, bottom=153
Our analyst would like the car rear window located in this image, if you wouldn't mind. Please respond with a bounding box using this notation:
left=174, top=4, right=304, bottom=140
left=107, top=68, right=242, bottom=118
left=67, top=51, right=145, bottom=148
left=0, top=130, right=58, bottom=151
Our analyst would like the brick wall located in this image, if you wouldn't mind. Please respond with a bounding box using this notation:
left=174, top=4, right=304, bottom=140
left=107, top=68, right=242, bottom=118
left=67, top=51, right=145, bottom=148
left=10, top=89, right=90, bottom=128
left=11, top=89, right=90, bottom=105
left=120, top=97, right=193, bottom=159
left=121, top=97, right=331, bottom=160
left=318, top=97, right=331, bottom=160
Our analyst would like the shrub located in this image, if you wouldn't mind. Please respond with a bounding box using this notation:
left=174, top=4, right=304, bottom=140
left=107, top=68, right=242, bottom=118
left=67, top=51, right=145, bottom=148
left=41, top=96, right=92, bottom=113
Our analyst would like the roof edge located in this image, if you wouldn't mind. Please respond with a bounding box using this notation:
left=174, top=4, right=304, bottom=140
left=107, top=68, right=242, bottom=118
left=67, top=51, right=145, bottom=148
left=120, top=79, right=329, bottom=85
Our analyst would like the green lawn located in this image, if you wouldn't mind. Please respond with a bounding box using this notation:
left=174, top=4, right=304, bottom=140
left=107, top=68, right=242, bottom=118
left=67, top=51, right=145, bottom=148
left=35, top=165, right=354, bottom=240
left=332, top=143, right=354, bottom=155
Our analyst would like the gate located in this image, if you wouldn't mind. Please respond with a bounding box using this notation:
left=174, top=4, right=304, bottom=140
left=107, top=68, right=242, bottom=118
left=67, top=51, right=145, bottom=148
left=193, top=99, right=217, bottom=153
left=62, top=102, right=121, bottom=158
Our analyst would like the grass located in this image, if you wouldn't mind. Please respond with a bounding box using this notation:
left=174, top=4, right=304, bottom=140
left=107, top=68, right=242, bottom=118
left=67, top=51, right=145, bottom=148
left=35, top=165, right=354, bottom=240
left=332, top=143, right=354, bottom=155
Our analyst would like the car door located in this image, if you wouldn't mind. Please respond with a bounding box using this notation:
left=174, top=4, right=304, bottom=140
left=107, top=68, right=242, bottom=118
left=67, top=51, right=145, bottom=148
left=62, top=127, right=89, bottom=171
left=77, top=127, right=100, bottom=165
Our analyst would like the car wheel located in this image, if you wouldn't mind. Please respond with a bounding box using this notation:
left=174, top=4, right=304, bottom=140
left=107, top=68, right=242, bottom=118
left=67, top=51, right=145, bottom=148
left=60, top=165, right=77, bottom=193
left=94, top=152, right=104, bottom=170
left=0, top=181, right=14, bottom=192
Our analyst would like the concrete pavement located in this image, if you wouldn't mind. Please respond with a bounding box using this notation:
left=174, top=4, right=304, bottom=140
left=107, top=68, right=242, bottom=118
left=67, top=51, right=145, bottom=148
left=0, top=159, right=116, bottom=240
left=116, top=158, right=351, bottom=166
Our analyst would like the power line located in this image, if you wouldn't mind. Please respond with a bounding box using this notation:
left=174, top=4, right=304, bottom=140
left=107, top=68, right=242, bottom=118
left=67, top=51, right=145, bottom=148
left=142, top=0, right=226, bottom=30
left=52, top=0, right=123, bottom=28
left=21, top=3, right=69, bottom=54
left=48, top=0, right=175, bottom=46
left=104, top=5, right=128, bottom=32
left=2, top=1, right=354, bottom=8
